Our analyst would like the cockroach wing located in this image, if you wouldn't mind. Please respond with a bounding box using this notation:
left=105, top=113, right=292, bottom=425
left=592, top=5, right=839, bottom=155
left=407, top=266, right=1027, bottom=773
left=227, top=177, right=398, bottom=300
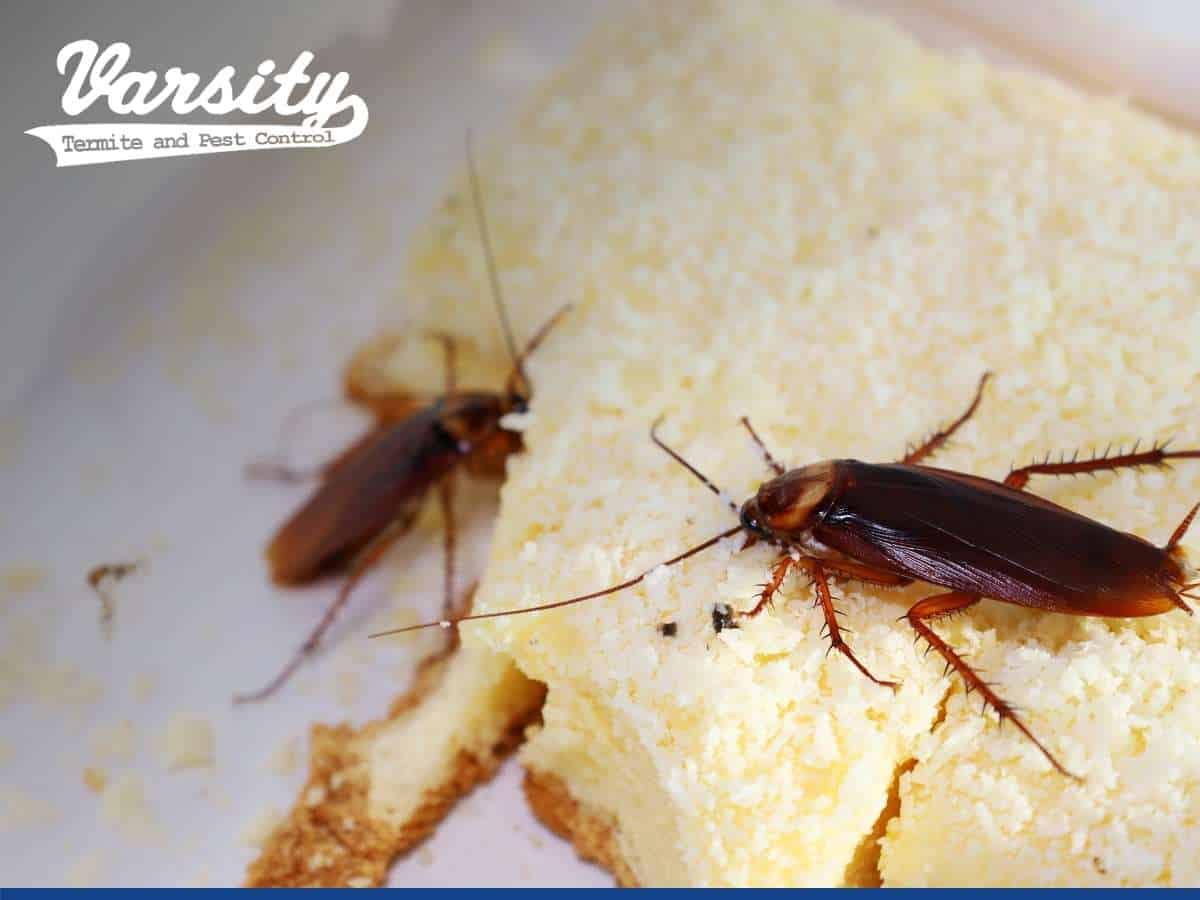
left=815, top=461, right=1179, bottom=617
left=266, top=407, right=459, bottom=585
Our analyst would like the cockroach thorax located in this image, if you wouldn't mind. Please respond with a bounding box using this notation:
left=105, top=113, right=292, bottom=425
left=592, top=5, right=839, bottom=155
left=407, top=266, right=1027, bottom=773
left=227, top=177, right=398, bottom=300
left=752, top=461, right=836, bottom=535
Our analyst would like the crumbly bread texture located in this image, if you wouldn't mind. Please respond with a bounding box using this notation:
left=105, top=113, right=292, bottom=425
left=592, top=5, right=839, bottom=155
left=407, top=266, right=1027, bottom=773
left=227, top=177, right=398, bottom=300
left=524, top=768, right=639, bottom=888
left=403, top=0, right=1200, bottom=886
left=245, top=645, right=544, bottom=886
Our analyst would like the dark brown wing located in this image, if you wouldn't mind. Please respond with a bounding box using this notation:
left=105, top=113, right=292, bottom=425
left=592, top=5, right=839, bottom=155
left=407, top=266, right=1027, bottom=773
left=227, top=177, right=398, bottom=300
left=814, top=461, right=1177, bottom=616
left=266, top=407, right=459, bottom=585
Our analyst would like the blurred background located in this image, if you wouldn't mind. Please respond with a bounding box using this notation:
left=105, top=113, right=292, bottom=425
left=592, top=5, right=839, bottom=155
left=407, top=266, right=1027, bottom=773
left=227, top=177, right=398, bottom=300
left=1, top=0, right=1199, bottom=886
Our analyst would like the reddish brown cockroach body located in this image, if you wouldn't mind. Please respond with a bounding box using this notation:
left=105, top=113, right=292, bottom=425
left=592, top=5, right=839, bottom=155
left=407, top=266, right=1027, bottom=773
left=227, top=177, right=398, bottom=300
left=375, top=373, right=1200, bottom=778
left=235, top=141, right=568, bottom=703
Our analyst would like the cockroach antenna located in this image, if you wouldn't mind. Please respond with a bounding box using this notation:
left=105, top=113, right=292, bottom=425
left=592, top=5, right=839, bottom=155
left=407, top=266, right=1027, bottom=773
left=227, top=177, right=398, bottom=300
left=368, top=524, right=742, bottom=638
left=651, top=417, right=739, bottom=513
left=466, top=131, right=525, bottom=392
left=369, top=418, right=743, bottom=639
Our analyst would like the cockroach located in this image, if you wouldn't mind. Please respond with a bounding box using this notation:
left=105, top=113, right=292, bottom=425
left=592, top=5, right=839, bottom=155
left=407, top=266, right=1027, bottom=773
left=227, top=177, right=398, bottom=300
left=374, top=373, right=1200, bottom=779
left=235, top=140, right=569, bottom=703
left=87, top=561, right=142, bottom=637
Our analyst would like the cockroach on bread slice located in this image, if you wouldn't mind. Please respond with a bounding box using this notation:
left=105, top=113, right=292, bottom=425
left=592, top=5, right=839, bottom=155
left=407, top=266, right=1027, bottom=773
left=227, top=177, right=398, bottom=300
left=235, top=138, right=569, bottom=703
left=376, top=373, right=1200, bottom=779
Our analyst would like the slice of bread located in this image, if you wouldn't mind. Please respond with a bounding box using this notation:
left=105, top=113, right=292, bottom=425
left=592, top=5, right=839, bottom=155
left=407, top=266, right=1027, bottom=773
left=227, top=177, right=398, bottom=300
left=401, top=0, right=1200, bottom=886
left=245, top=645, right=544, bottom=886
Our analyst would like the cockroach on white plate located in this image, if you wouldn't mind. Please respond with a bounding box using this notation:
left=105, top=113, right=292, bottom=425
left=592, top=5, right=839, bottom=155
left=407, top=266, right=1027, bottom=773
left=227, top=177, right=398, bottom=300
left=376, top=373, right=1200, bottom=778
left=236, top=140, right=568, bottom=703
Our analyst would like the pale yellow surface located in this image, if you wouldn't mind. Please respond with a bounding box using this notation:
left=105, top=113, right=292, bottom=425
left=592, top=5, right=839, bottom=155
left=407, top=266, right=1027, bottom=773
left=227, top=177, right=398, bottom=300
left=402, top=0, right=1200, bottom=886
left=366, top=646, right=542, bottom=828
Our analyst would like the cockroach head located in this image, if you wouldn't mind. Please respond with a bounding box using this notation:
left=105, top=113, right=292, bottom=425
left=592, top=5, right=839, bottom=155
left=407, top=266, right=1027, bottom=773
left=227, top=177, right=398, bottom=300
left=750, top=461, right=835, bottom=537
left=738, top=497, right=770, bottom=539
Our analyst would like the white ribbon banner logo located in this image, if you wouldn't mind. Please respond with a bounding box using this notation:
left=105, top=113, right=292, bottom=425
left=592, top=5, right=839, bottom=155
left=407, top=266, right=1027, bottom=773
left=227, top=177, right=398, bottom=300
left=27, top=40, right=368, bottom=167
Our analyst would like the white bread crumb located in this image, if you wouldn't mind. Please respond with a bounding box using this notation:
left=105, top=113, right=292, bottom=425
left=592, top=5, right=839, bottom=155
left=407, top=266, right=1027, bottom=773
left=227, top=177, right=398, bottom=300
left=82, top=767, right=108, bottom=793
left=161, top=713, right=215, bottom=770
left=99, top=774, right=161, bottom=844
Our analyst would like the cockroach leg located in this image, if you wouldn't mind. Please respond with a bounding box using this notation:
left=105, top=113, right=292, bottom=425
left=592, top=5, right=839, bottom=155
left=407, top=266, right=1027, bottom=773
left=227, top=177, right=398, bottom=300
left=901, top=372, right=991, bottom=465
left=1004, top=440, right=1200, bottom=491
left=739, top=417, right=785, bottom=476
left=249, top=423, right=395, bottom=487
left=438, top=474, right=459, bottom=651
left=905, top=591, right=1080, bottom=780
left=1165, top=500, right=1200, bottom=553
left=804, top=559, right=899, bottom=690
left=235, top=507, right=419, bottom=704
left=738, top=553, right=796, bottom=619
left=247, top=394, right=370, bottom=483
left=816, top=557, right=912, bottom=588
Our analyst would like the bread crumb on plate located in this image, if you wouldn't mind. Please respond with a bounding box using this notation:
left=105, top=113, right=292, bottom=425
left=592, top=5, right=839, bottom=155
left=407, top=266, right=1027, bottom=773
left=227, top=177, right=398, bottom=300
left=161, top=713, right=215, bottom=770
left=245, top=644, right=544, bottom=886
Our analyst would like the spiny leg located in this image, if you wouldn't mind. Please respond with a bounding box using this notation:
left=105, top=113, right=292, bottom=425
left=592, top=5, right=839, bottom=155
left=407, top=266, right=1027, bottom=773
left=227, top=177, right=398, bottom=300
left=905, top=592, right=1079, bottom=780
left=234, top=506, right=419, bottom=703
left=738, top=553, right=796, bottom=620
left=738, top=554, right=910, bottom=619
left=901, top=372, right=991, bottom=465
left=804, top=559, right=899, bottom=689
left=737, top=554, right=907, bottom=683
left=1167, top=500, right=1200, bottom=553
left=1005, top=439, right=1200, bottom=490
left=739, top=417, right=785, bottom=476
left=818, top=557, right=912, bottom=589
left=1167, top=501, right=1200, bottom=614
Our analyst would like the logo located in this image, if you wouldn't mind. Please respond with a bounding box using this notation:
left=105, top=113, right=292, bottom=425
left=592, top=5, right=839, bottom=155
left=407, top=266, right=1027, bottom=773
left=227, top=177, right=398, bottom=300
left=26, top=40, right=368, bottom=167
